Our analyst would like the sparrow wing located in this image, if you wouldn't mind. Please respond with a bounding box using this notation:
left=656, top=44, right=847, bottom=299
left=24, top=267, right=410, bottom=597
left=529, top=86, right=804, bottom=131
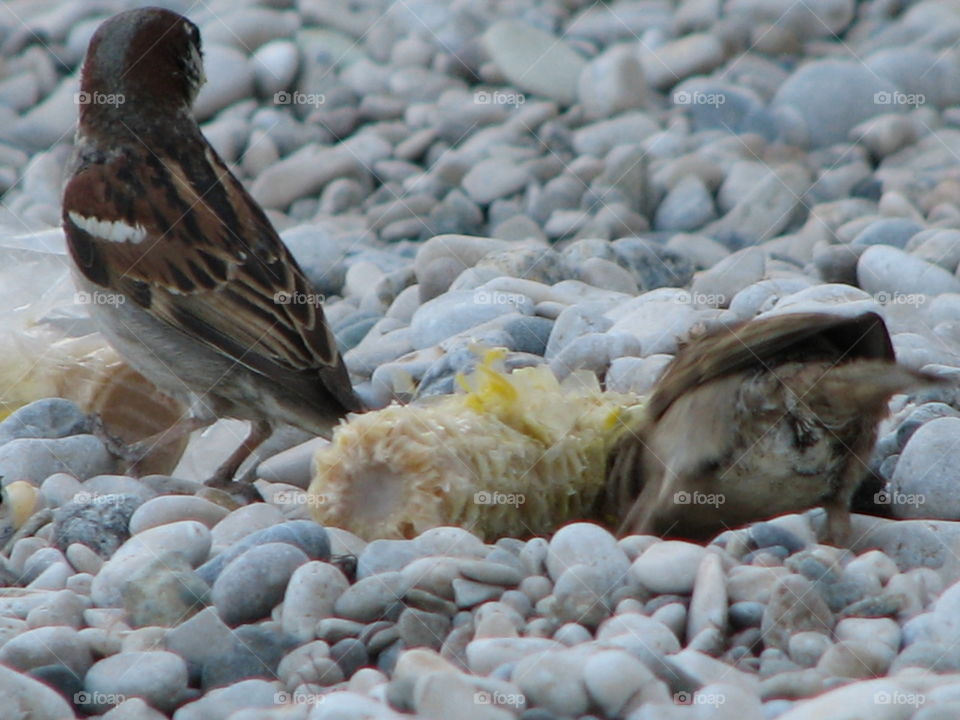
left=62, top=143, right=361, bottom=413
left=647, top=312, right=893, bottom=420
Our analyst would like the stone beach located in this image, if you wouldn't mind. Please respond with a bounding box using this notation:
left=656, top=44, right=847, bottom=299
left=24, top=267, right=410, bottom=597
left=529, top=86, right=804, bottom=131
left=3, top=0, right=960, bottom=718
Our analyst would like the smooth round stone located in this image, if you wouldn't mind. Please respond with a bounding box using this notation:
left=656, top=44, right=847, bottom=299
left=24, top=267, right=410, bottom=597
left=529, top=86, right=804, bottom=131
left=198, top=520, right=330, bottom=584
left=641, top=33, right=725, bottom=89
left=708, top=165, right=810, bottom=248
left=335, top=571, right=411, bottom=622
left=212, top=543, right=309, bottom=626
left=605, top=354, right=672, bottom=395
left=413, top=670, right=508, bottom=720
left=572, top=112, right=659, bottom=157
left=865, top=46, right=960, bottom=109
left=789, top=631, right=833, bottom=667
left=728, top=278, right=816, bottom=318
left=84, top=651, right=187, bottom=713
left=129, top=496, right=229, bottom=534
left=596, top=613, right=681, bottom=657
left=66, top=542, right=103, bottom=575
left=52, top=494, right=140, bottom=558
left=41, top=473, right=84, bottom=509
left=653, top=175, right=717, bottom=232
left=629, top=541, right=707, bottom=595
left=575, top=257, right=639, bottom=295
left=689, top=247, right=766, bottom=308
left=82, top=476, right=155, bottom=503
left=761, top=575, right=835, bottom=652
left=553, top=564, right=612, bottom=629
left=466, top=638, right=563, bottom=675
left=512, top=649, right=589, bottom=716
left=859, top=240, right=960, bottom=300
left=193, top=44, right=255, bottom=120
left=409, top=289, right=534, bottom=349
left=122, top=554, right=209, bottom=629
left=173, top=679, right=281, bottom=720
left=546, top=523, right=629, bottom=593
left=25, top=588, right=85, bottom=629
left=277, top=639, right=343, bottom=689
left=549, top=331, right=643, bottom=380
left=578, top=44, right=650, bottom=119
left=164, top=607, right=234, bottom=684
left=816, top=639, right=894, bottom=679
left=0, top=625, right=92, bottom=675
left=0, top=398, right=89, bottom=444
left=482, top=20, right=585, bottom=105
left=852, top=217, right=923, bottom=249
left=772, top=59, right=900, bottom=148
left=553, top=622, right=592, bottom=646
left=911, top=229, right=960, bottom=272
left=462, top=158, right=530, bottom=205
left=414, top=234, right=512, bottom=301
left=398, top=608, right=451, bottom=651
left=0, top=663, right=74, bottom=719
left=281, top=561, right=350, bottom=642
left=835, top=617, right=901, bottom=652
left=892, top=418, right=960, bottom=520
left=688, top=554, right=727, bottom=640
left=544, top=302, right=615, bottom=360
left=200, top=623, right=297, bottom=689
left=0, top=435, right=114, bottom=485
left=251, top=40, right=299, bottom=96
left=210, top=503, right=285, bottom=549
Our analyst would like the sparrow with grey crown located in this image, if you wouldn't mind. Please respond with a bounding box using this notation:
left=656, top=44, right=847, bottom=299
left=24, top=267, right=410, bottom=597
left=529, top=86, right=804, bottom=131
left=62, top=7, right=362, bottom=491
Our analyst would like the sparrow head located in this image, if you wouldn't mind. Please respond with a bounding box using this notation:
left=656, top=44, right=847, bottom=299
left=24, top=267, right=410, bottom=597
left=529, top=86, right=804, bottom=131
left=79, top=7, right=205, bottom=128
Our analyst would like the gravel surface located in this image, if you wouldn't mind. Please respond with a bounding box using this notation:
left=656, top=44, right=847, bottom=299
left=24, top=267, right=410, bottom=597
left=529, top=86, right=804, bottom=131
left=3, top=0, right=960, bottom=718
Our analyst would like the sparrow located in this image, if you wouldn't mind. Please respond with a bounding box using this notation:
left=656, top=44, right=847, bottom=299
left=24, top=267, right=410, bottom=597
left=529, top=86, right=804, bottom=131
left=61, top=8, right=362, bottom=492
left=607, top=311, right=936, bottom=544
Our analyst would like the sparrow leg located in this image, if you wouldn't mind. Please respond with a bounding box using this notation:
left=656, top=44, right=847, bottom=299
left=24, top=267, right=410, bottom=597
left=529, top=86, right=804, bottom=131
left=90, top=413, right=205, bottom=471
left=205, top=420, right=271, bottom=501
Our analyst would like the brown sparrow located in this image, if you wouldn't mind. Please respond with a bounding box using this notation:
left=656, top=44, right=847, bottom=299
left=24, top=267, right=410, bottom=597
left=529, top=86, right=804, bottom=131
left=61, top=8, right=362, bottom=490
left=607, top=311, right=935, bottom=544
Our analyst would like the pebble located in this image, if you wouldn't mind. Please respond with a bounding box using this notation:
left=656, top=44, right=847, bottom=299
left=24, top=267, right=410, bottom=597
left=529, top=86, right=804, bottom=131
left=84, top=651, right=188, bottom=713
left=0, top=435, right=114, bottom=485
left=482, top=20, right=585, bottom=106
left=630, top=541, right=707, bottom=595
left=212, top=542, right=310, bottom=626
left=281, top=561, right=350, bottom=641
left=0, top=663, right=75, bottom=719
left=762, top=575, right=835, bottom=652
left=129, top=496, right=230, bottom=534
